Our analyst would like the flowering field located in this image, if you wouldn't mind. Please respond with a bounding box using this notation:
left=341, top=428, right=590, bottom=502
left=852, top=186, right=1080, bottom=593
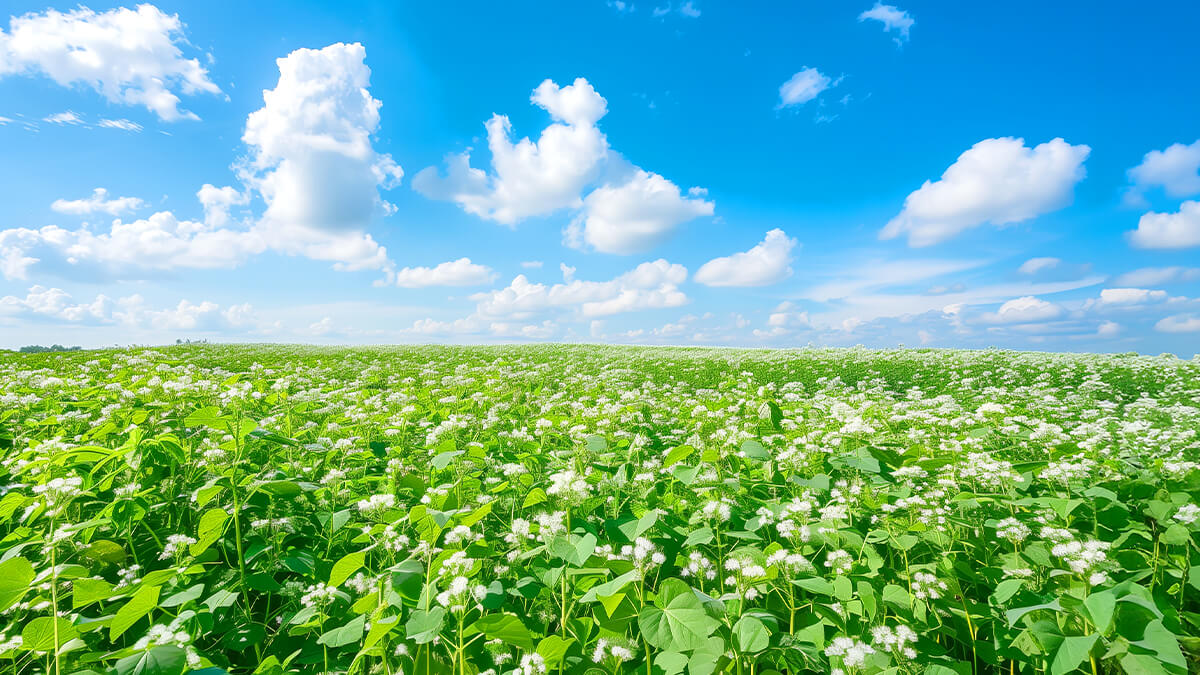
left=2, top=345, right=1199, bottom=675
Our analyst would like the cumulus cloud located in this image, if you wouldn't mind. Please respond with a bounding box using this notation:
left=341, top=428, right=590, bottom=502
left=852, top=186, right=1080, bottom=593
left=567, top=169, right=714, bottom=253
left=390, top=258, right=495, bottom=288
left=51, top=188, right=145, bottom=216
left=196, top=184, right=248, bottom=228
left=694, top=228, right=797, bottom=287
left=2, top=43, right=406, bottom=281
left=0, top=211, right=266, bottom=280
left=0, top=285, right=255, bottom=332
left=777, top=67, right=833, bottom=107
left=880, top=137, right=1090, bottom=246
left=1094, top=287, right=1168, bottom=307
left=1125, top=139, right=1200, bottom=204
left=472, top=259, right=688, bottom=320
left=242, top=42, right=401, bottom=272
left=0, top=4, right=221, bottom=121
left=1017, top=257, right=1060, bottom=275
left=1155, top=314, right=1200, bottom=333
left=1127, top=200, right=1200, bottom=249
left=414, top=78, right=608, bottom=224
left=1113, top=266, right=1200, bottom=286
left=858, top=3, right=914, bottom=43
left=416, top=77, right=711, bottom=253
left=981, top=296, right=1062, bottom=324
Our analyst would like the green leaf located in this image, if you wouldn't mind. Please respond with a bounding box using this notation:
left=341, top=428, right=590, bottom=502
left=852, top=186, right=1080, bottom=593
left=663, top=445, right=694, bottom=467
left=161, top=583, right=204, bottom=608
left=329, top=550, right=366, bottom=587
left=191, top=507, right=229, bottom=556
left=0, top=557, right=35, bottom=611
left=791, top=576, right=835, bottom=596
left=1006, top=598, right=1062, bottom=626
left=1131, top=620, right=1186, bottom=672
left=183, top=406, right=223, bottom=428
left=82, top=539, right=126, bottom=565
left=318, top=615, right=366, bottom=648
left=405, top=608, right=445, bottom=644
left=523, top=488, right=547, bottom=509
left=637, top=579, right=720, bottom=652
left=1083, top=590, right=1116, bottom=635
left=110, top=584, right=161, bottom=641
left=21, top=616, right=78, bottom=652
left=655, top=651, right=689, bottom=675
left=739, top=439, right=770, bottom=461
left=537, top=635, right=574, bottom=668
left=734, top=615, right=770, bottom=653
left=362, top=615, right=399, bottom=651
left=113, top=645, right=187, bottom=675
left=72, top=578, right=114, bottom=609
left=548, top=533, right=597, bottom=567
left=468, top=613, right=534, bottom=651
left=1050, top=634, right=1098, bottom=675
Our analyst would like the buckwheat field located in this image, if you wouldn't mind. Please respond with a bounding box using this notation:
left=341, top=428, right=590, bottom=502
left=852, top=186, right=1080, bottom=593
left=2, top=344, right=1198, bottom=675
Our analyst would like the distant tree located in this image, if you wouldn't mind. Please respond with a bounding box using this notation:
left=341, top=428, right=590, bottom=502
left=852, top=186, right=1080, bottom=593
left=18, top=344, right=83, bottom=353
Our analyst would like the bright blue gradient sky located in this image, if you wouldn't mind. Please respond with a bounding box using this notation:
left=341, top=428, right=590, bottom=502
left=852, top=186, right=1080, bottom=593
left=2, top=1, right=1199, bottom=355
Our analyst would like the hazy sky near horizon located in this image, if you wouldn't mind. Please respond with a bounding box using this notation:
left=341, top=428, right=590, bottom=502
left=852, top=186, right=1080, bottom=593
left=2, top=1, right=1200, bottom=355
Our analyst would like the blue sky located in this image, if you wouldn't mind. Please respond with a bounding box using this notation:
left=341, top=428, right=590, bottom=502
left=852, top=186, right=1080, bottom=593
left=2, top=1, right=1200, bottom=355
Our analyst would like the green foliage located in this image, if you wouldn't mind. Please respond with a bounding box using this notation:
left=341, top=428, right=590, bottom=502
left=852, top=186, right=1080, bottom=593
left=0, top=343, right=1198, bottom=674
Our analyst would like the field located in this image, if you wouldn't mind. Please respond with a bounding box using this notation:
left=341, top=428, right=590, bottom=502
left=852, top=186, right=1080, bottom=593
left=1, top=344, right=1198, bottom=675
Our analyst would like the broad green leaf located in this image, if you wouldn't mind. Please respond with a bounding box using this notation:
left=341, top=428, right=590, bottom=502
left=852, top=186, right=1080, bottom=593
left=0, top=557, right=35, bottom=611
left=405, top=608, right=445, bottom=644
left=110, top=584, right=160, bottom=641
left=637, top=579, right=720, bottom=652
left=21, top=616, right=78, bottom=652
left=329, top=550, right=366, bottom=587
left=468, top=613, right=534, bottom=650
left=113, top=645, right=187, bottom=675
left=734, top=615, right=770, bottom=653
left=1050, top=634, right=1098, bottom=675
left=318, top=615, right=366, bottom=648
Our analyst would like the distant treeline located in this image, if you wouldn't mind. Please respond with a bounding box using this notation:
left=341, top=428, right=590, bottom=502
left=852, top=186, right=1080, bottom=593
left=16, top=344, right=83, bottom=353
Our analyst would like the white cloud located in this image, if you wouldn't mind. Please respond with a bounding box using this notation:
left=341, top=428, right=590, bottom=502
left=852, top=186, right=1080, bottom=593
left=239, top=42, right=402, bottom=273
left=473, top=259, right=688, bottom=320
left=414, top=78, right=608, bottom=224
left=858, top=3, right=914, bottom=43
left=196, top=184, right=248, bottom=228
left=1127, top=200, right=1200, bottom=249
left=1095, top=287, right=1167, bottom=306
left=0, top=211, right=266, bottom=280
left=0, top=285, right=255, bottom=332
left=1125, top=139, right=1200, bottom=203
left=417, top=77, right=711, bottom=254
left=568, top=169, right=713, bottom=253
left=43, top=110, right=83, bottom=125
left=520, top=260, right=543, bottom=269
left=1155, top=314, right=1200, bottom=333
left=0, top=4, right=221, bottom=121
left=679, top=2, right=702, bottom=18
left=1097, top=320, right=1120, bottom=337
left=1, top=45, right=403, bottom=282
left=243, top=43, right=400, bottom=231
left=98, top=118, right=142, bottom=132
left=880, top=137, right=1090, bottom=246
left=777, top=67, right=833, bottom=107
left=390, top=258, right=495, bottom=288
left=51, top=188, right=145, bottom=216
left=694, top=228, right=797, bottom=287
left=1113, top=266, right=1200, bottom=286
left=982, top=296, right=1062, bottom=324
left=1018, top=256, right=1060, bottom=275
